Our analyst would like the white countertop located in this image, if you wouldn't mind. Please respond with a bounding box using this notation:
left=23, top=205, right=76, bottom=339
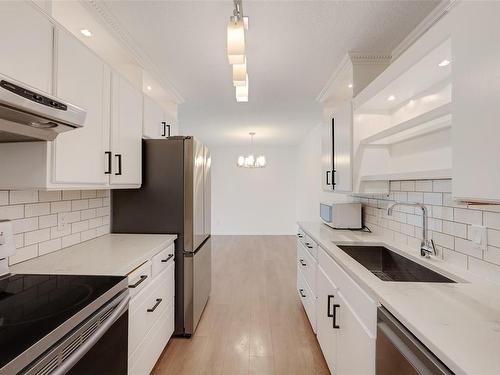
left=298, top=221, right=500, bottom=375
left=11, top=234, right=177, bottom=276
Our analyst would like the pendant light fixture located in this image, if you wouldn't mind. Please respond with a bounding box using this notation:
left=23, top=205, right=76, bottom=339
left=227, top=0, right=249, bottom=102
left=237, top=132, right=266, bottom=168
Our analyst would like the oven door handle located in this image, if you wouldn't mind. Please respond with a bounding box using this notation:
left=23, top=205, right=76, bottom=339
left=51, top=294, right=130, bottom=375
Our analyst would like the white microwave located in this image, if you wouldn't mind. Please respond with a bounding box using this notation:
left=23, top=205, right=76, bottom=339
left=320, top=202, right=362, bottom=229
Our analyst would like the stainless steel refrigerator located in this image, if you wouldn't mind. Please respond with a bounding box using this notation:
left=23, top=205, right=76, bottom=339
left=111, top=137, right=211, bottom=337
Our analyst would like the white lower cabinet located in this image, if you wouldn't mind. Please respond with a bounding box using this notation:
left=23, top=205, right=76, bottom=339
left=298, top=227, right=376, bottom=375
left=127, top=244, right=175, bottom=375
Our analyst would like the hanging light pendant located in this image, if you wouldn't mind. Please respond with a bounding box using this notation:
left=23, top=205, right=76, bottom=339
left=233, top=58, right=247, bottom=86
left=227, top=18, right=245, bottom=64
left=237, top=132, right=266, bottom=168
left=236, top=75, right=249, bottom=102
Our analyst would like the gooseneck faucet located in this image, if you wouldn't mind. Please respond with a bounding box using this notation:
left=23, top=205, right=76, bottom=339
left=387, top=202, right=436, bottom=258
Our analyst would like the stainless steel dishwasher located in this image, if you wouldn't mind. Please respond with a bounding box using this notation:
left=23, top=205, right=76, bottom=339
left=376, top=306, right=454, bottom=375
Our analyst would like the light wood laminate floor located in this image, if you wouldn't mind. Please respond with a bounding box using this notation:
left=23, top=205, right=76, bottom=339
left=152, top=235, right=329, bottom=375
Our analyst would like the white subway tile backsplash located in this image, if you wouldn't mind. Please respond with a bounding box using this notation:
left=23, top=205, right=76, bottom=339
left=484, top=212, right=500, bottom=231
left=0, top=205, right=24, bottom=220
left=0, top=189, right=111, bottom=265
left=423, top=192, right=443, bottom=205
left=432, top=179, right=452, bottom=193
left=62, top=190, right=81, bottom=201
left=454, top=208, right=482, bottom=225
left=88, top=198, right=103, bottom=209
left=39, top=238, right=62, bottom=256
left=39, top=190, right=61, bottom=202
left=10, top=190, right=38, bottom=204
left=25, top=203, right=50, bottom=218
left=81, top=190, right=97, bottom=199
left=415, top=180, right=433, bottom=192
left=24, top=228, right=51, bottom=246
left=12, top=217, right=38, bottom=234
left=354, top=178, right=500, bottom=280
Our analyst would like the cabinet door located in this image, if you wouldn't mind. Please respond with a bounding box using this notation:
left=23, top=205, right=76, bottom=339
left=452, top=2, right=500, bottom=202
left=110, top=73, right=143, bottom=186
left=0, top=2, right=53, bottom=93
left=316, top=266, right=339, bottom=375
left=143, top=95, right=166, bottom=139
left=53, top=29, right=110, bottom=186
left=336, top=291, right=376, bottom=375
left=321, top=120, right=334, bottom=191
left=333, top=102, right=353, bottom=192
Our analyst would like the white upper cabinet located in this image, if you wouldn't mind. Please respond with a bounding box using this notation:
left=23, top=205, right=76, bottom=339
left=53, top=29, right=110, bottom=186
left=143, top=95, right=169, bottom=139
left=0, top=2, right=53, bottom=93
left=110, top=73, right=143, bottom=186
left=451, top=2, right=500, bottom=203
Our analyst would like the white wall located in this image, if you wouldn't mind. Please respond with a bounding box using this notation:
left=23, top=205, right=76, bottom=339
left=211, top=145, right=297, bottom=235
left=296, top=123, right=350, bottom=222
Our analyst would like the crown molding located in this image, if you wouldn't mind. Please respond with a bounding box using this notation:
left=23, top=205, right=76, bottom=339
left=82, top=0, right=185, bottom=104
left=316, top=54, right=350, bottom=103
left=391, top=0, right=458, bottom=61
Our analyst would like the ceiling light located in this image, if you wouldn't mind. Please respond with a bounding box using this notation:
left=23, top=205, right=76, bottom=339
left=387, top=95, right=396, bottom=101
left=146, top=85, right=152, bottom=91
left=438, top=59, right=451, bottom=67
left=237, top=132, right=266, bottom=168
left=348, top=83, right=353, bottom=88
left=80, top=29, right=92, bottom=37
left=227, top=19, right=245, bottom=64
left=236, top=77, right=248, bottom=102
left=233, top=59, right=247, bottom=86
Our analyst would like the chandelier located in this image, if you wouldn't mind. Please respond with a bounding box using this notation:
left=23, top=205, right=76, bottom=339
left=227, top=0, right=249, bottom=102
left=237, top=132, right=266, bottom=168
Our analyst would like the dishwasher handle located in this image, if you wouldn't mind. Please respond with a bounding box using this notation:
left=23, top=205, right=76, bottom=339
left=51, top=293, right=130, bottom=375
left=377, top=306, right=453, bottom=375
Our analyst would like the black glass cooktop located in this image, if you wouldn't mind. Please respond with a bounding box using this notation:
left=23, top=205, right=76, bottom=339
left=0, top=273, right=126, bottom=371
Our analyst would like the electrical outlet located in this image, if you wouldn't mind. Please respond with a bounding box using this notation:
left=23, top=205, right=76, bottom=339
left=470, top=225, right=487, bottom=251
left=58, top=213, right=68, bottom=231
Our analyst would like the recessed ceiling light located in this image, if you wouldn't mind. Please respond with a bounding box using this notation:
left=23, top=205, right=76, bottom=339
left=147, top=85, right=152, bottom=91
left=80, top=29, right=92, bottom=37
left=387, top=95, right=396, bottom=101
left=438, top=59, right=451, bottom=67
left=348, top=83, right=353, bottom=88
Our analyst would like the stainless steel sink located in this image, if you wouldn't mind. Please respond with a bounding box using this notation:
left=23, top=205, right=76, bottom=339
left=336, top=245, right=455, bottom=283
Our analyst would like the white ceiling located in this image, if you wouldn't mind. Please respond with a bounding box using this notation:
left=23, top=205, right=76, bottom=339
left=101, top=0, right=440, bottom=146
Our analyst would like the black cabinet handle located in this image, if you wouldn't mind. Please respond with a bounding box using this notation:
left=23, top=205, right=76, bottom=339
left=297, top=234, right=303, bottom=238
left=161, top=254, right=174, bottom=263
left=104, top=151, right=112, bottom=174
left=115, top=154, right=122, bottom=175
left=327, top=295, right=334, bottom=317
left=332, top=304, right=340, bottom=329
left=326, top=170, right=331, bottom=186
left=147, top=298, right=163, bottom=312
left=332, top=169, right=336, bottom=188
left=128, top=275, right=147, bottom=288
left=299, top=259, right=306, bottom=267
left=299, top=289, right=306, bottom=298
left=161, top=122, right=171, bottom=138
left=306, top=244, right=313, bottom=249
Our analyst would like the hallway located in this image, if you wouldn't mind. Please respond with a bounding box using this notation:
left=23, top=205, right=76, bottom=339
left=153, top=235, right=329, bottom=375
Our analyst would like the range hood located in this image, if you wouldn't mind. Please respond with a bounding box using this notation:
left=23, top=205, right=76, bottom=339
left=0, top=74, right=86, bottom=142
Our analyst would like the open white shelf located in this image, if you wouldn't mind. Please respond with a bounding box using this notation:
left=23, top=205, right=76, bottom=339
left=361, top=168, right=452, bottom=182
left=360, top=103, right=451, bottom=146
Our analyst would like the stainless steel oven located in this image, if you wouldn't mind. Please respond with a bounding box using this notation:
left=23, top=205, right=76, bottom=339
left=376, top=306, right=453, bottom=375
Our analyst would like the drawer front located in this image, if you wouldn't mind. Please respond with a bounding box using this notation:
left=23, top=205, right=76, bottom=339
left=129, top=302, right=174, bottom=375
left=297, top=241, right=316, bottom=293
left=304, top=235, right=318, bottom=259
left=127, top=261, right=152, bottom=298
left=318, top=246, right=377, bottom=336
left=296, top=227, right=307, bottom=245
left=151, top=243, right=175, bottom=278
left=297, top=267, right=316, bottom=332
left=129, top=262, right=175, bottom=356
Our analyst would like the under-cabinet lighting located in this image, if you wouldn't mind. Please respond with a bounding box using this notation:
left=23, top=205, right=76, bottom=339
left=348, top=83, right=353, bottom=88
left=80, top=29, right=92, bottom=37
left=146, top=85, right=152, bottom=91
left=438, top=59, right=451, bottom=67
left=387, top=95, right=396, bottom=101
